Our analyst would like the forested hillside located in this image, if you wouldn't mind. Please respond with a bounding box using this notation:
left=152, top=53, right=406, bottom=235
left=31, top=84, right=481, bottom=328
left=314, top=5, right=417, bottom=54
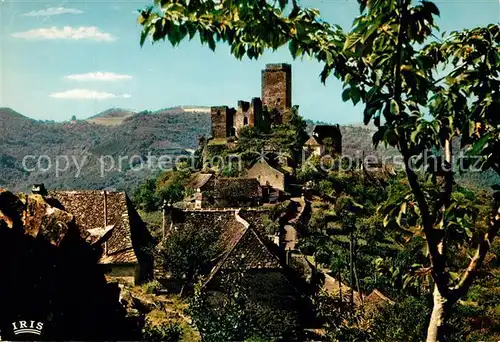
left=1, top=108, right=497, bottom=193
left=0, top=107, right=210, bottom=192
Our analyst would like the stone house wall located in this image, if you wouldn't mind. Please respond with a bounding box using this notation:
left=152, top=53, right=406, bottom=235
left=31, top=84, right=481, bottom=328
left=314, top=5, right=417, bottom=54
left=247, top=160, right=286, bottom=191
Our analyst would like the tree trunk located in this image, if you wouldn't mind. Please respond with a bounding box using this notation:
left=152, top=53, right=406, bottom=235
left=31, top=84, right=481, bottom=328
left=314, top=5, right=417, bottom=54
left=338, top=270, right=342, bottom=302
left=426, top=286, right=449, bottom=342
left=354, top=256, right=363, bottom=306
left=349, top=231, right=354, bottom=306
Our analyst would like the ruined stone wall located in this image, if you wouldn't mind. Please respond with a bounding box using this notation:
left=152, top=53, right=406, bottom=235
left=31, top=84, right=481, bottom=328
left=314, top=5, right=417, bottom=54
left=251, top=97, right=268, bottom=131
left=234, top=101, right=250, bottom=134
left=261, top=64, right=292, bottom=124
left=233, top=98, right=267, bottom=136
left=211, top=106, right=234, bottom=138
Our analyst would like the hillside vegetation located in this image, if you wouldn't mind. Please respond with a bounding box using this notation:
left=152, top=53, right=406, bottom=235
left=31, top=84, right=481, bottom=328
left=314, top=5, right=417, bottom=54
left=0, top=107, right=210, bottom=192
left=1, top=107, right=496, bottom=193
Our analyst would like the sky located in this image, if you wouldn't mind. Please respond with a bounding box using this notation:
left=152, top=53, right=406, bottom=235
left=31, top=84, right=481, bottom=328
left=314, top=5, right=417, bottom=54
left=0, top=0, right=499, bottom=124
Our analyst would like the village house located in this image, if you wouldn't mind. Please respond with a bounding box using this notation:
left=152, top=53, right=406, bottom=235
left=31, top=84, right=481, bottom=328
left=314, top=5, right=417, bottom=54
left=246, top=157, right=294, bottom=203
left=247, top=158, right=288, bottom=191
left=184, top=173, right=263, bottom=209
left=32, top=184, right=154, bottom=285
left=303, top=124, right=343, bottom=157
left=203, top=219, right=304, bottom=335
left=161, top=206, right=309, bottom=335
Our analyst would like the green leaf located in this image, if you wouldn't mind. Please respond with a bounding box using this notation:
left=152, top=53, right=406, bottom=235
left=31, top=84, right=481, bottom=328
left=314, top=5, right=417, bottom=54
left=449, top=271, right=460, bottom=281
left=359, top=1, right=367, bottom=13
left=364, top=106, right=377, bottom=125
left=467, top=134, right=490, bottom=155
left=342, top=88, right=351, bottom=102
left=289, top=40, right=298, bottom=58
left=396, top=209, right=403, bottom=226
left=464, top=227, right=473, bottom=238
left=400, top=202, right=407, bottom=215
left=325, top=50, right=334, bottom=65
left=422, top=1, right=440, bottom=16
left=383, top=214, right=390, bottom=227
left=343, top=32, right=361, bottom=51
left=351, top=87, right=361, bottom=105
left=468, top=120, right=475, bottom=137
left=362, top=23, right=379, bottom=44
left=140, top=26, right=152, bottom=46
left=390, top=99, right=400, bottom=116
left=410, top=124, right=422, bottom=143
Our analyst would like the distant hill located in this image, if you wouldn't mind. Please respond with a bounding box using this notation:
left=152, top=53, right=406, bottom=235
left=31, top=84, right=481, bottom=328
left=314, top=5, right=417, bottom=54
left=0, top=107, right=28, bottom=119
left=85, top=106, right=211, bottom=126
left=0, top=107, right=211, bottom=193
left=86, top=108, right=137, bottom=126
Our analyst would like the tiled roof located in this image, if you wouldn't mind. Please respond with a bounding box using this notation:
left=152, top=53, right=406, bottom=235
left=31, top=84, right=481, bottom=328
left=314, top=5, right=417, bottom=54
left=238, top=210, right=270, bottom=234
left=170, top=210, right=247, bottom=253
left=204, top=212, right=284, bottom=287
left=204, top=178, right=262, bottom=199
left=219, top=228, right=281, bottom=270
left=304, top=136, right=321, bottom=147
left=363, top=289, right=394, bottom=309
left=99, top=248, right=137, bottom=264
left=187, top=173, right=213, bottom=190
left=47, top=190, right=138, bottom=264
left=249, top=157, right=291, bottom=176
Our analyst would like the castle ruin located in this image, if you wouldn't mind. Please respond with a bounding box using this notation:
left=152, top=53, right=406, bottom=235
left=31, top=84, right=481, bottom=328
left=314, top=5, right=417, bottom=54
left=211, top=63, right=292, bottom=139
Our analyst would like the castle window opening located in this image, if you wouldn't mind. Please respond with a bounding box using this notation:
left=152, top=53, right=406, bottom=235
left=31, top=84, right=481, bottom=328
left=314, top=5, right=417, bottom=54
left=244, top=117, right=249, bottom=126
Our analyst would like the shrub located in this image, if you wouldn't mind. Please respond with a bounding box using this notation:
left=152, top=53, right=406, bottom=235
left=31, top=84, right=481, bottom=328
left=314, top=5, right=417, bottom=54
left=142, top=280, right=162, bottom=294
left=141, top=321, right=182, bottom=342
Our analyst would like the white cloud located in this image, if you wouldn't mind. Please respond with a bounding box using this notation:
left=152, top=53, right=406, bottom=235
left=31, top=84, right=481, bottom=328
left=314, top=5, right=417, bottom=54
left=65, top=72, right=133, bottom=81
left=12, top=26, right=115, bottom=41
left=23, top=7, right=84, bottom=17
left=50, top=89, right=131, bottom=100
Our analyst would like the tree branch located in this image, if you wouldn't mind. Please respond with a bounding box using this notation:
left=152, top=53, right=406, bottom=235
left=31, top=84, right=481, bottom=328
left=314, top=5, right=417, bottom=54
left=453, top=200, right=500, bottom=299
left=433, top=139, right=454, bottom=224
left=431, top=62, right=468, bottom=86
left=392, top=0, right=451, bottom=296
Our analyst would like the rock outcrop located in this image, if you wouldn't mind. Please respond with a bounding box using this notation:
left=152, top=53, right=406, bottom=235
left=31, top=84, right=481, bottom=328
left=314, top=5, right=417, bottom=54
left=0, top=189, right=135, bottom=340
left=0, top=188, right=75, bottom=246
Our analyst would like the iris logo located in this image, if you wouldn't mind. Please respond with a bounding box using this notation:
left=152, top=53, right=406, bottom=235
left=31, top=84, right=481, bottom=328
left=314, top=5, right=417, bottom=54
left=11, top=320, right=44, bottom=336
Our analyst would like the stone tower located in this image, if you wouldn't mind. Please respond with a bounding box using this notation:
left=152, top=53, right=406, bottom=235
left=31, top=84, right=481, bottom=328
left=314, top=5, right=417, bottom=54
left=261, top=63, right=292, bottom=124
left=211, top=106, right=235, bottom=138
